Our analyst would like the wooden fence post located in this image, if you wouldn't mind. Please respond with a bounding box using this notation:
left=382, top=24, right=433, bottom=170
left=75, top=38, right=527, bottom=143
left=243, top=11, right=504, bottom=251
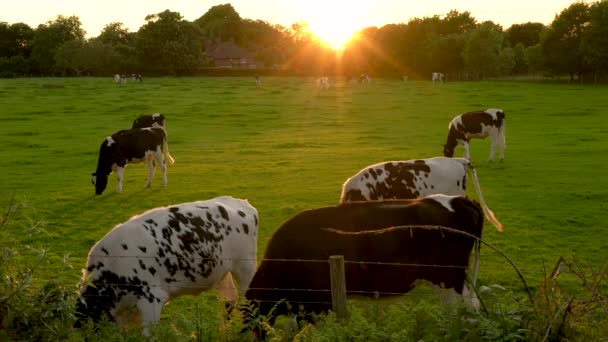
left=329, top=255, right=348, bottom=320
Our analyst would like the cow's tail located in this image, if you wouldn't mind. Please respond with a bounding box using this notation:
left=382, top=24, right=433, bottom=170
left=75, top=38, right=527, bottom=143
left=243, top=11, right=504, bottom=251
left=465, top=161, right=503, bottom=232
left=163, top=139, right=175, bottom=165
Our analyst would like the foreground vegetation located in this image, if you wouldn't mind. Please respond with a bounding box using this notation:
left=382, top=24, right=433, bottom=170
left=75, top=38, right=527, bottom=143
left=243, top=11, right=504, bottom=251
left=0, top=77, right=606, bottom=340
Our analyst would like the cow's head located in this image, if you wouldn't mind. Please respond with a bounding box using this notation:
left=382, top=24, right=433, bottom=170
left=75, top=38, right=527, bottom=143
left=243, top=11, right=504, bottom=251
left=443, top=144, right=455, bottom=157
left=91, top=172, right=108, bottom=195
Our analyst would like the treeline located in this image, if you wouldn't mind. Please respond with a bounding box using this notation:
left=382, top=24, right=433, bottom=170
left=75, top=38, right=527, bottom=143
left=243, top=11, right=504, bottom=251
left=1, top=2, right=607, bottom=81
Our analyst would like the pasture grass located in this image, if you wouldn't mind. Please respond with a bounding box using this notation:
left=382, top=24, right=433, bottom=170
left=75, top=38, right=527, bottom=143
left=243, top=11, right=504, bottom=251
left=0, top=76, right=606, bottom=338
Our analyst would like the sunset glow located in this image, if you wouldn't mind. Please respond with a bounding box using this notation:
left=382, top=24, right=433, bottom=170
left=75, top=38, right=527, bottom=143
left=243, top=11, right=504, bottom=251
left=302, top=1, right=370, bottom=50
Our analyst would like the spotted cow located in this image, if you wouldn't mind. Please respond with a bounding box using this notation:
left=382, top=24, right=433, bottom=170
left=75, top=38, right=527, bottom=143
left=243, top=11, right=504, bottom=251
left=245, top=195, right=483, bottom=325
left=340, top=157, right=502, bottom=232
left=432, top=72, right=445, bottom=84
left=91, top=127, right=175, bottom=195
left=316, top=77, right=330, bottom=89
left=132, top=113, right=165, bottom=130
left=443, top=109, right=506, bottom=162
left=75, top=196, right=259, bottom=334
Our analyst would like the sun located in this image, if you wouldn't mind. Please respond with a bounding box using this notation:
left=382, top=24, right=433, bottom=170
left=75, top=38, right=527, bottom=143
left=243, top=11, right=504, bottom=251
left=302, top=2, right=369, bottom=50
left=308, top=19, right=360, bottom=50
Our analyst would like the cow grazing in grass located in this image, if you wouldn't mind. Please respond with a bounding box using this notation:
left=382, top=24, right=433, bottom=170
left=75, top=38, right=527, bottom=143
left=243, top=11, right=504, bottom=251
left=316, top=77, right=330, bottom=89
left=443, top=109, right=506, bottom=162
left=432, top=72, right=445, bottom=84
left=91, top=127, right=174, bottom=195
left=340, top=157, right=502, bottom=232
left=359, top=73, right=371, bottom=83
left=75, top=196, right=259, bottom=335
left=245, top=195, right=484, bottom=324
left=132, top=113, right=166, bottom=130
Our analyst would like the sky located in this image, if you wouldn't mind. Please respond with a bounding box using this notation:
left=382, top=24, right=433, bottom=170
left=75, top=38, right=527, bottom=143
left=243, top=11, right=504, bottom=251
left=1, top=0, right=579, bottom=47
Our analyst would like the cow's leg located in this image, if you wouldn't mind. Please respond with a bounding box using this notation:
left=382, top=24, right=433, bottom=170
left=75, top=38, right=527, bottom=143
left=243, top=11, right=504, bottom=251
left=155, top=151, right=167, bottom=187
left=462, top=283, right=480, bottom=310
left=488, top=134, right=497, bottom=162
left=463, top=142, right=471, bottom=160
left=138, top=289, right=168, bottom=336
left=498, top=125, right=506, bottom=162
left=115, top=167, right=125, bottom=193
left=146, top=156, right=155, bottom=188
left=215, top=272, right=238, bottom=307
left=231, top=258, right=257, bottom=295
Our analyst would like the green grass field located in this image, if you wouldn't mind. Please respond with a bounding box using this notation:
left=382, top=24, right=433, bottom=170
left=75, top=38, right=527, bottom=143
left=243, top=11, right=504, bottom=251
left=1, top=76, right=606, bottom=301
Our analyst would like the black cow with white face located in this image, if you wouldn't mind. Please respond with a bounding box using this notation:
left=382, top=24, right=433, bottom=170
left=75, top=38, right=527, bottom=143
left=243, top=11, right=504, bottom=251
left=245, top=195, right=484, bottom=325
left=443, top=109, right=506, bottom=161
left=75, top=196, right=259, bottom=335
left=132, top=113, right=165, bottom=130
left=91, top=127, right=174, bottom=195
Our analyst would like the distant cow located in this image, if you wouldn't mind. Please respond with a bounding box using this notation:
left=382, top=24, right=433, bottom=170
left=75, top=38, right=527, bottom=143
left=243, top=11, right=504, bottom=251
left=245, top=195, right=483, bottom=324
left=316, top=77, right=330, bottom=90
left=340, top=157, right=502, bottom=232
left=131, top=74, right=143, bottom=82
left=432, top=72, right=445, bottom=84
left=91, top=127, right=175, bottom=195
left=114, top=74, right=127, bottom=84
left=359, top=73, right=371, bottom=83
left=255, top=74, right=262, bottom=86
left=132, top=113, right=166, bottom=130
left=443, top=109, right=506, bottom=162
left=75, top=196, right=259, bottom=335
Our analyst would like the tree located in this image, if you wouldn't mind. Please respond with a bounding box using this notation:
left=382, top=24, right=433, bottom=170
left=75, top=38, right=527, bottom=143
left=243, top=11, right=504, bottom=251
left=541, top=2, right=590, bottom=81
left=137, top=10, right=204, bottom=75
left=582, top=1, right=608, bottom=81
left=463, top=21, right=505, bottom=79
left=194, top=3, right=242, bottom=42
left=30, top=15, right=85, bottom=75
left=505, top=22, right=545, bottom=47
left=93, top=22, right=137, bottom=73
left=0, top=22, right=34, bottom=58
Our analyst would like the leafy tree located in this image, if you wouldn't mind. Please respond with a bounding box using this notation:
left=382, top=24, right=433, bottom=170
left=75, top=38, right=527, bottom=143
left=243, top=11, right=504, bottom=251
left=93, top=22, right=138, bottom=73
left=29, top=15, right=85, bottom=75
left=541, top=2, right=590, bottom=81
left=463, top=21, right=505, bottom=79
left=0, top=22, right=34, bottom=58
left=441, top=10, right=477, bottom=35
left=137, top=10, right=204, bottom=75
left=582, top=1, right=608, bottom=81
left=194, top=3, right=242, bottom=42
left=505, top=22, right=545, bottom=47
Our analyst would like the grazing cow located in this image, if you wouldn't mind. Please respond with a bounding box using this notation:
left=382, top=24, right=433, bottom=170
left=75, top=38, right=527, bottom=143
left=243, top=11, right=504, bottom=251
left=75, top=196, right=259, bottom=334
left=132, top=113, right=166, bottom=130
left=131, top=74, right=143, bottom=82
left=432, top=72, right=445, bottom=84
left=340, top=157, right=502, bottom=232
left=316, top=77, right=330, bottom=90
left=114, top=74, right=127, bottom=84
left=91, top=127, right=175, bottom=195
left=255, top=74, right=262, bottom=86
left=245, top=195, right=483, bottom=324
left=359, top=73, right=371, bottom=83
left=443, top=109, right=506, bottom=162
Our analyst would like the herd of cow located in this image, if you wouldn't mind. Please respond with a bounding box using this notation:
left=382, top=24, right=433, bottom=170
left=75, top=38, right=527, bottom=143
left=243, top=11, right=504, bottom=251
left=78, top=108, right=507, bottom=335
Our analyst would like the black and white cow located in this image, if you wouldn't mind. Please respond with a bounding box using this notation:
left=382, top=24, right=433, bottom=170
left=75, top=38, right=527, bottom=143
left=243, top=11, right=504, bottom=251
left=340, top=157, right=502, bottom=232
left=432, top=72, right=445, bottom=84
left=132, top=113, right=166, bottom=130
left=443, top=109, right=506, bottom=162
left=91, top=127, right=175, bottom=195
left=245, top=195, right=483, bottom=324
left=75, top=196, right=259, bottom=334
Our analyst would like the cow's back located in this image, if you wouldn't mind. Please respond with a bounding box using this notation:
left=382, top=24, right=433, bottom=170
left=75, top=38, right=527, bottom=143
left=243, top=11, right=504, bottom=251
left=340, top=157, right=468, bottom=202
